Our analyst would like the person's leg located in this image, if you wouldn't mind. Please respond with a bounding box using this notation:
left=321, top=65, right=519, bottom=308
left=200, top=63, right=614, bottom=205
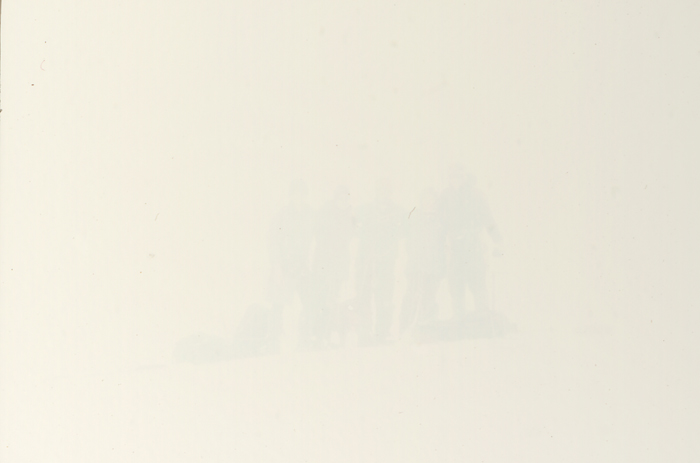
left=299, top=272, right=324, bottom=348
left=324, top=278, right=343, bottom=346
left=267, top=274, right=291, bottom=352
left=355, top=260, right=374, bottom=345
left=374, top=257, right=396, bottom=341
left=313, top=278, right=331, bottom=347
left=448, top=261, right=468, bottom=320
left=399, top=270, right=420, bottom=334
left=468, top=259, right=489, bottom=312
left=420, top=271, right=443, bottom=323
left=267, top=304, right=284, bottom=353
left=292, top=275, right=308, bottom=349
left=310, top=269, right=345, bottom=348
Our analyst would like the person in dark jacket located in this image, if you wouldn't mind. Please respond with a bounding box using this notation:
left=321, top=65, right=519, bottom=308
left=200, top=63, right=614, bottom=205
left=438, top=166, right=502, bottom=319
left=400, top=187, right=446, bottom=334
left=306, top=185, right=356, bottom=348
left=268, top=180, right=314, bottom=351
left=354, top=180, right=406, bottom=345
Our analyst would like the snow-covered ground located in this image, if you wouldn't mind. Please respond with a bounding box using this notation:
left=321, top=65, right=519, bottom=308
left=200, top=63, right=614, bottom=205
left=4, top=314, right=698, bottom=463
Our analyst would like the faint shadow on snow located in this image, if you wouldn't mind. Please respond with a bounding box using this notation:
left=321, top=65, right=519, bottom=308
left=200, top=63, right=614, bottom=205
left=411, top=310, right=518, bottom=345
left=172, top=307, right=518, bottom=365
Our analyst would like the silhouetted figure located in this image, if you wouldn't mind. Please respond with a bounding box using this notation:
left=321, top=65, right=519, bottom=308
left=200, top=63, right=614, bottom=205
left=438, top=166, right=502, bottom=319
left=306, top=185, right=356, bottom=349
left=268, top=180, right=314, bottom=351
left=400, top=187, right=446, bottom=334
left=355, top=180, right=406, bottom=345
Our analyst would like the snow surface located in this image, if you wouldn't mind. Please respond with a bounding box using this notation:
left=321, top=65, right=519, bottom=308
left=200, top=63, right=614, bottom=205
left=4, top=319, right=698, bottom=463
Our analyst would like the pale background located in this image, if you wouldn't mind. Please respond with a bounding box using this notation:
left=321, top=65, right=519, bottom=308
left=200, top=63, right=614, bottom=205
left=1, top=1, right=699, bottom=462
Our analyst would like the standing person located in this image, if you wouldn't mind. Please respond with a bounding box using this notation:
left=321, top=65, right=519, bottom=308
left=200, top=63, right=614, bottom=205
left=438, top=165, right=502, bottom=319
left=268, top=180, right=314, bottom=352
left=400, top=187, right=446, bottom=334
left=306, top=185, right=356, bottom=349
left=355, top=180, right=407, bottom=345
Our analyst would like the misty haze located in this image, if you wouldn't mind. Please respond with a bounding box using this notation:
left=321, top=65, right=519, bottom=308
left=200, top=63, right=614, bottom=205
left=2, top=1, right=699, bottom=462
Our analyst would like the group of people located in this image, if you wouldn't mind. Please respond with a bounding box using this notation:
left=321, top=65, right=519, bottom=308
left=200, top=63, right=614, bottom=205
left=266, top=166, right=502, bottom=350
